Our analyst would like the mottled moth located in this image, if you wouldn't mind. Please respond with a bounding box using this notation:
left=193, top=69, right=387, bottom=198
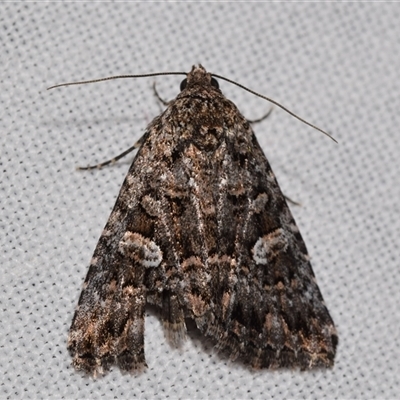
left=50, top=65, right=337, bottom=375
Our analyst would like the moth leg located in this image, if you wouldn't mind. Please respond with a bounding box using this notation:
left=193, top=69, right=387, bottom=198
left=283, top=194, right=301, bottom=206
left=247, top=107, right=273, bottom=124
left=152, top=81, right=170, bottom=106
left=77, top=143, right=139, bottom=170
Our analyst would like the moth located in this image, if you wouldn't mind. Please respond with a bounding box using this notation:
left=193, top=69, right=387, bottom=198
left=51, top=65, right=337, bottom=375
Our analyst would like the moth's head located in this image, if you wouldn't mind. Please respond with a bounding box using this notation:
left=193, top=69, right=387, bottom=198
left=180, top=64, right=219, bottom=92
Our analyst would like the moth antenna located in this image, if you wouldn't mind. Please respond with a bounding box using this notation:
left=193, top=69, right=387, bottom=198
left=47, top=72, right=187, bottom=90
left=212, top=73, right=337, bottom=143
left=48, top=69, right=336, bottom=143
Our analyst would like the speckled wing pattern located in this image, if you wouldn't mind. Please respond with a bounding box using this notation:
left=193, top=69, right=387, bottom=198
left=68, top=65, right=337, bottom=375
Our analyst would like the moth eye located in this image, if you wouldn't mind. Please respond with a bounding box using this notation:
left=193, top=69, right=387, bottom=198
left=180, top=78, right=187, bottom=91
left=180, top=77, right=219, bottom=90
left=211, top=77, right=219, bottom=89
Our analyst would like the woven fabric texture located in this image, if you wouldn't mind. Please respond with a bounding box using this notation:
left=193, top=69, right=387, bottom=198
left=1, top=3, right=399, bottom=399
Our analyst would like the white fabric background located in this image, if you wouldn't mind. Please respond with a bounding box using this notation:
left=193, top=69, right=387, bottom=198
left=1, top=2, right=399, bottom=399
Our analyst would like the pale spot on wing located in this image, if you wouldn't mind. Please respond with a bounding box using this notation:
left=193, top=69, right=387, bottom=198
left=118, top=231, right=162, bottom=268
